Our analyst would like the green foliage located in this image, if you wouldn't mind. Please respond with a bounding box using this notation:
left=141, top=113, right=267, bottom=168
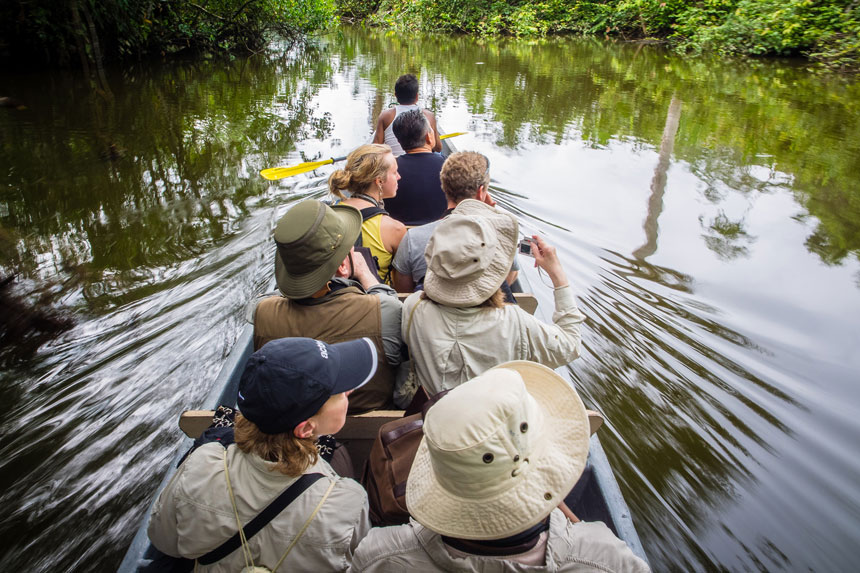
left=335, top=0, right=860, bottom=70
left=0, top=0, right=336, bottom=67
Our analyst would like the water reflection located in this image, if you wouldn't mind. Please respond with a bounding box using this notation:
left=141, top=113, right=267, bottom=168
left=1, top=46, right=334, bottom=300
left=0, top=44, right=336, bottom=571
left=1, top=25, right=859, bottom=573
left=341, top=27, right=860, bottom=269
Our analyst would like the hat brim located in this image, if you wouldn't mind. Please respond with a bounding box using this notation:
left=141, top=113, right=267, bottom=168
left=275, top=203, right=362, bottom=299
left=405, top=361, right=590, bottom=539
left=423, top=201, right=518, bottom=308
left=329, top=337, right=378, bottom=394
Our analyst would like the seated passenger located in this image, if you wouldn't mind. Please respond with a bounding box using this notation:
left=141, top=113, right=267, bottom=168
left=391, top=151, right=518, bottom=293
left=149, top=337, right=373, bottom=572
left=350, top=361, right=650, bottom=572
left=372, top=73, right=441, bottom=157
left=331, top=144, right=407, bottom=286
left=383, top=109, right=447, bottom=226
left=250, top=199, right=402, bottom=412
left=402, top=201, right=585, bottom=395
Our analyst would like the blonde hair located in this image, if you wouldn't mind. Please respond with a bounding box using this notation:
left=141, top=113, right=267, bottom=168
left=329, top=144, right=393, bottom=199
left=234, top=413, right=319, bottom=477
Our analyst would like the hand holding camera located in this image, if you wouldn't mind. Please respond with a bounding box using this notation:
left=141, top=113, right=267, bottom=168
left=520, top=235, right=569, bottom=289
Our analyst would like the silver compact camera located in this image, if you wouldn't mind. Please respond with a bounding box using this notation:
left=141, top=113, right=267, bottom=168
left=518, top=237, right=534, bottom=257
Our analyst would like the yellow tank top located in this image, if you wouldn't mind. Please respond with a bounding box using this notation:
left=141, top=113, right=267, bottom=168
left=362, top=214, right=393, bottom=284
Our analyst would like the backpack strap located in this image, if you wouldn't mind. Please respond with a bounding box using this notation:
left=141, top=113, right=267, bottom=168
left=197, top=467, right=326, bottom=565
left=355, top=206, right=389, bottom=247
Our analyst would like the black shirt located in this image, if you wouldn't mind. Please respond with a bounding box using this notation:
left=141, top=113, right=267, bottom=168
left=385, top=152, right=447, bottom=226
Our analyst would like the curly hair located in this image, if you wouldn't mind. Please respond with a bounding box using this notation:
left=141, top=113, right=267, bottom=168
left=329, top=143, right=393, bottom=200
left=234, top=413, right=319, bottom=477
left=440, top=151, right=491, bottom=204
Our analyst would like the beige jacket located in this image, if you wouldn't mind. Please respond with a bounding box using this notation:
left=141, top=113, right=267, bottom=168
left=350, top=510, right=650, bottom=572
left=402, top=286, right=586, bottom=395
left=148, top=442, right=370, bottom=572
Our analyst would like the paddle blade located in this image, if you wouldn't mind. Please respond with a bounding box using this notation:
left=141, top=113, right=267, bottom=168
left=260, top=158, right=335, bottom=181
left=440, top=131, right=467, bottom=140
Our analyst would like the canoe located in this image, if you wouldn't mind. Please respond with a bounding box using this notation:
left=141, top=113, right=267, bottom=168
left=118, top=135, right=649, bottom=571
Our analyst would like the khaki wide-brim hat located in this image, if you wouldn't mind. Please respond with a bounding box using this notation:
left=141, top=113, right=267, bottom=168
left=406, top=361, right=590, bottom=540
left=274, top=200, right=362, bottom=299
left=422, top=199, right=517, bottom=307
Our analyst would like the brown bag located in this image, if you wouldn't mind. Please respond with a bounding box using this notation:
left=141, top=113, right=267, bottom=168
left=362, top=389, right=448, bottom=526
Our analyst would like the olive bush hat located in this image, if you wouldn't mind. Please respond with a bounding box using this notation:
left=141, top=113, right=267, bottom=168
left=405, top=361, right=591, bottom=540
left=274, top=200, right=362, bottom=299
left=422, top=199, right=518, bottom=307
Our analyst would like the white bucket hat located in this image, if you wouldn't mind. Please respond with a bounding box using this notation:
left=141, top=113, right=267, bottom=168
left=405, top=361, right=591, bottom=540
left=422, top=199, right=517, bottom=307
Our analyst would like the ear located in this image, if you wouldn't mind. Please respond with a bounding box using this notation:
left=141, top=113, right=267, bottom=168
left=293, top=420, right=315, bottom=439
left=334, top=255, right=351, bottom=278
left=425, top=130, right=434, bottom=146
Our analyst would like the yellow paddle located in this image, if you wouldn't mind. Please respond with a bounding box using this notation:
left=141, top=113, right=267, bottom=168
left=260, top=132, right=468, bottom=181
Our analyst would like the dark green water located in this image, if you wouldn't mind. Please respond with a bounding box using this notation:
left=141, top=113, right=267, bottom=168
left=1, top=27, right=859, bottom=571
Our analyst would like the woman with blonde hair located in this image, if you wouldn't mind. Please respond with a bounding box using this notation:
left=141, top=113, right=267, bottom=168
left=330, top=144, right=406, bottom=285
left=148, top=337, right=375, bottom=571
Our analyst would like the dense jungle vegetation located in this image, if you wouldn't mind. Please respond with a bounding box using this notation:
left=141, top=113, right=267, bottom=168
left=338, top=0, right=860, bottom=71
left=0, top=0, right=335, bottom=67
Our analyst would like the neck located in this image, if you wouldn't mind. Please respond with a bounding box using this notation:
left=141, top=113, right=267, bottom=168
left=405, top=143, right=433, bottom=154
left=353, top=192, right=381, bottom=207
left=441, top=518, right=549, bottom=556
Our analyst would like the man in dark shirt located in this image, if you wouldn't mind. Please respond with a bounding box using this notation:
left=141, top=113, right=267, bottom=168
left=383, top=109, right=447, bottom=226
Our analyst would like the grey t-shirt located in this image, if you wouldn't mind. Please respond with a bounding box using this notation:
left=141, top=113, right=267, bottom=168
left=391, top=219, right=519, bottom=289
left=391, top=220, right=443, bottom=288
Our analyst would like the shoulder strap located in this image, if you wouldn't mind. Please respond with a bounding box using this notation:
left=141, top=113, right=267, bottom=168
left=360, top=206, right=388, bottom=221
left=197, top=471, right=327, bottom=565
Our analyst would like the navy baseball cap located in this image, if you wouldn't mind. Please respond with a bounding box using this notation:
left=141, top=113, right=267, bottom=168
left=237, top=337, right=378, bottom=435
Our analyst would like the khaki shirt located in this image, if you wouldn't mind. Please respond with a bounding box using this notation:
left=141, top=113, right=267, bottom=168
left=350, top=510, right=650, bottom=572
left=148, top=442, right=370, bottom=572
left=402, top=286, right=586, bottom=395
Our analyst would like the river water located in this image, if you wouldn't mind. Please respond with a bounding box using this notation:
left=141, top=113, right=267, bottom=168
left=1, top=27, right=859, bottom=572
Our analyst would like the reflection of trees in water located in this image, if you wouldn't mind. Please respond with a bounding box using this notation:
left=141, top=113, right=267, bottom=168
left=332, top=27, right=860, bottom=269
left=700, top=211, right=756, bottom=261
left=633, top=95, right=681, bottom=260
left=0, top=45, right=334, bottom=312
left=570, top=251, right=798, bottom=570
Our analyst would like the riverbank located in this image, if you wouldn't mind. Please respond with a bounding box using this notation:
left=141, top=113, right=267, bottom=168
left=337, top=0, right=860, bottom=72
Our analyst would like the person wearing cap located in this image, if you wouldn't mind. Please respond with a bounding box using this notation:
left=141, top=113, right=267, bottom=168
left=401, top=196, right=585, bottom=396
left=371, top=73, right=442, bottom=157
left=330, top=143, right=407, bottom=286
left=250, top=199, right=404, bottom=413
left=391, top=151, right=521, bottom=294
left=149, top=337, right=375, bottom=572
left=350, top=361, right=650, bottom=572
left=382, top=109, right=447, bottom=226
